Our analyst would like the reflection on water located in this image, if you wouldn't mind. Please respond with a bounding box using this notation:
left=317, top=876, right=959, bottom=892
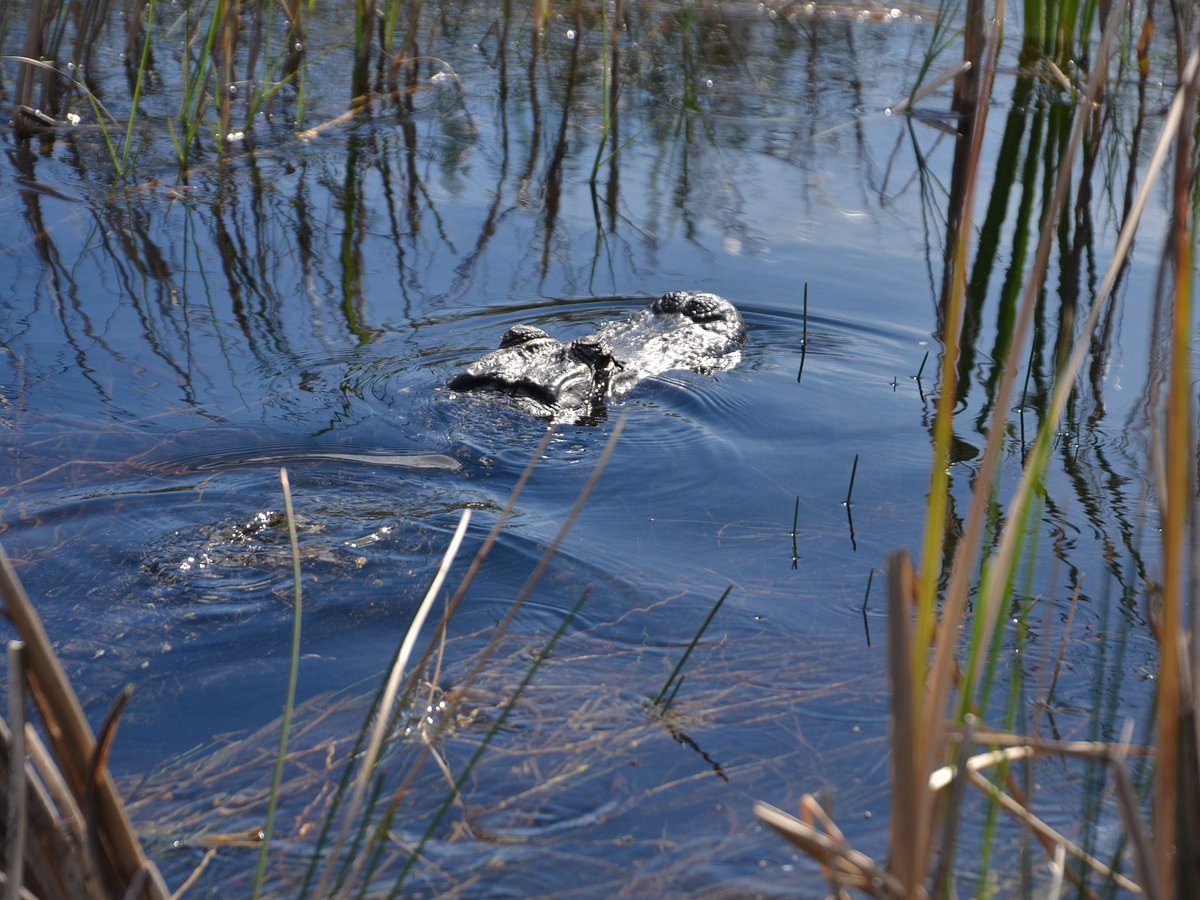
left=0, top=0, right=1173, bottom=893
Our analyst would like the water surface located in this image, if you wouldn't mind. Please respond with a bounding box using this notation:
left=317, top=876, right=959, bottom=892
left=0, top=1, right=1168, bottom=893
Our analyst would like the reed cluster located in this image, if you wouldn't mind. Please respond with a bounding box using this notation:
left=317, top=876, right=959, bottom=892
left=2, top=0, right=429, bottom=173
left=757, top=0, right=1200, bottom=895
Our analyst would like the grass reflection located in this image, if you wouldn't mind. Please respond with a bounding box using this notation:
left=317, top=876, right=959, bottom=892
left=2, top=0, right=1198, bottom=896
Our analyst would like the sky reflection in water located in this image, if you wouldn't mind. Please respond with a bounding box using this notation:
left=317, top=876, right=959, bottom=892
left=0, top=1, right=1169, bottom=893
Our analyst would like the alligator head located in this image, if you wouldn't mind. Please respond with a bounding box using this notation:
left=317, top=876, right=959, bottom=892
left=448, top=290, right=745, bottom=421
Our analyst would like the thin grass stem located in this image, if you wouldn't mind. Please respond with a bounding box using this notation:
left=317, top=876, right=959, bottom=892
left=389, top=585, right=594, bottom=894
left=654, top=584, right=733, bottom=708
left=120, top=0, right=156, bottom=175
left=337, top=509, right=472, bottom=864
left=251, top=468, right=305, bottom=898
left=844, top=453, right=859, bottom=507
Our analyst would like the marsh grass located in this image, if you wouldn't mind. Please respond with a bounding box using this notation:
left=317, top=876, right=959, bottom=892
left=2, top=0, right=1197, bottom=895
left=757, top=1, right=1200, bottom=896
left=250, top=468, right=304, bottom=899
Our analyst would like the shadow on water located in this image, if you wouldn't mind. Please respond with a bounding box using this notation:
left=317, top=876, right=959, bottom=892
left=0, top=0, right=1187, bottom=894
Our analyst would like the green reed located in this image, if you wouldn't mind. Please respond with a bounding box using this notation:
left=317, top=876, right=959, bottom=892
left=251, top=469, right=305, bottom=898
left=759, top=0, right=1198, bottom=894
left=120, top=0, right=155, bottom=174
left=653, top=585, right=733, bottom=712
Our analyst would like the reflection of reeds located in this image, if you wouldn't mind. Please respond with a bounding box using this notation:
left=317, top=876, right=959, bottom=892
left=759, top=3, right=1200, bottom=895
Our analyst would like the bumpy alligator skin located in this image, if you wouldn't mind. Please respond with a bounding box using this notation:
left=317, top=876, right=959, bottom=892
left=448, top=291, right=745, bottom=420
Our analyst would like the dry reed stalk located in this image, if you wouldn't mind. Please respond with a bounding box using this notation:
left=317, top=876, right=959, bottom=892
left=375, top=419, right=625, bottom=893
left=0, top=547, right=167, bottom=898
left=962, top=767, right=1141, bottom=893
left=1152, top=32, right=1199, bottom=895
left=330, top=508, right=471, bottom=869
left=5, top=640, right=27, bottom=900
left=755, top=800, right=908, bottom=899
left=306, top=424, right=623, bottom=897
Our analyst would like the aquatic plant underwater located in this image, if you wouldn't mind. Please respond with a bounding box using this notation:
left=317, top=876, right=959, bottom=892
left=1, top=0, right=1199, bottom=895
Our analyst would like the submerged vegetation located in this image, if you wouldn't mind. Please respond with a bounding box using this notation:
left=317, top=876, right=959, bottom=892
left=1, top=0, right=1199, bottom=895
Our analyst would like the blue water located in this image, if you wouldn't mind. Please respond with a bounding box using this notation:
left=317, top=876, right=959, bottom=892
left=0, top=2, right=1168, bottom=893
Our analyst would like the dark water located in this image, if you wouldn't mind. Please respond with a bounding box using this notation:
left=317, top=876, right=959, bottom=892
left=0, top=1, right=1169, bottom=894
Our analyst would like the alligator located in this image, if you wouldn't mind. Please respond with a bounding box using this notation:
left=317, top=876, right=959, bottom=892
left=447, top=291, right=746, bottom=421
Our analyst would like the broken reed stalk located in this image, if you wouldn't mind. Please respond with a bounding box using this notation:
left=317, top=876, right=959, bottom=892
left=0, top=547, right=168, bottom=899
left=913, top=350, right=928, bottom=381
left=843, top=453, right=859, bottom=507
left=791, top=496, right=800, bottom=566
left=796, top=282, right=808, bottom=382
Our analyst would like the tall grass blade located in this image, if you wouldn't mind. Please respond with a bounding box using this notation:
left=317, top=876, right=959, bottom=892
left=920, top=1, right=1126, bottom=846
left=120, top=0, right=156, bottom=175
left=388, top=585, right=595, bottom=894
left=251, top=468, right=305, bottom=898
left=337, top=508, right=471, bottom=865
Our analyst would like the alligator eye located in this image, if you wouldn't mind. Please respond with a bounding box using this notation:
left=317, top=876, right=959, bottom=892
left=499, top=324, right=550, bottom=347
left=653, top=291, right=686, bottom=314
left=682, top=293, right=724, bottom=321
left=654, top=290, right=724, bottom=321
